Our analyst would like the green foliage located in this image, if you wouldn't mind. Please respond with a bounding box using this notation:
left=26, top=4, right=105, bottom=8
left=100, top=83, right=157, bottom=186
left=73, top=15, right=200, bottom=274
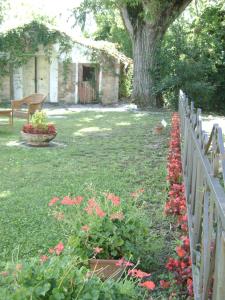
left=119, top=66, right=133, bottom=98
left=31, top=111, right=48, bottom=127
left=0, top=19, right=72, bottom=78
left=94, top=9, right=132, bottom=58
left=156, top=1, right=225, bottom=111
left=0, top=253, right=144, bottom=299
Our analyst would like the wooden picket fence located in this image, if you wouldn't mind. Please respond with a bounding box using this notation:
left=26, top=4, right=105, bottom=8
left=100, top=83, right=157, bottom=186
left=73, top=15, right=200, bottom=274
left=179, top=91, right=225, bottom=300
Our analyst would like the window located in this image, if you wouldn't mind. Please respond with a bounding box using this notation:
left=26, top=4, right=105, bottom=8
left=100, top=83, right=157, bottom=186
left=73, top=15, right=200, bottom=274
left=83, top=66, right=95, bottom=82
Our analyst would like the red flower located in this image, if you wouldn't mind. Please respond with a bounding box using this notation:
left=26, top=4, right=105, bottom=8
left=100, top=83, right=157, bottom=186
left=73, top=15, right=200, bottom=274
left=128, top=269, right=151, bottom=278
left=115, top=257, right=134, bottom=267
left=55, top=241, right=64, bottom=255
left=176, top=246, right=186, bottom=258
left=139, top=281, right=155, bottom=290
left=61, top=196, right=75, bottom=205
left=106, top=193, right=120, bottom=206
left=72, top=196, right=84, bottom=205
left=85, top=200, right=106, bottom=218
left=88, top=198, right=97, bottom=207
left=40, top=255, right=49, bottom=263
left=95, top=206, right=106, bottom=218
left=48, top=197, right=59, bottom=206
left=160, top=280, right=170, bottom=289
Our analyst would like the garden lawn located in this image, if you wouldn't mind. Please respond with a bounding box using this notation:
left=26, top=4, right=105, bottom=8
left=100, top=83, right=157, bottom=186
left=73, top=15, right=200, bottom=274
left=0, top=108, right=174, bottom=271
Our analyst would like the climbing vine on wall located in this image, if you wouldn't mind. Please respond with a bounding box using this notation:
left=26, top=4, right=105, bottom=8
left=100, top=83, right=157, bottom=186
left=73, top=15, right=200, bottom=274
left=0, top=20, right=73, bottom=78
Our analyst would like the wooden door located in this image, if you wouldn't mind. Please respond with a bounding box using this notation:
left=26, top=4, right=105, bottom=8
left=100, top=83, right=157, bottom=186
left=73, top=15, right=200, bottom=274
left=78, top=64, right=99, bottom=104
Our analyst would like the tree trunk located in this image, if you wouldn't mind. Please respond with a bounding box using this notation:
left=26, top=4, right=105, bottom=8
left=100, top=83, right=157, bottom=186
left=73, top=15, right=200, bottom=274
left=120, top=1, right=192, bottom=108
left=132, top=24, right=163, bottom=108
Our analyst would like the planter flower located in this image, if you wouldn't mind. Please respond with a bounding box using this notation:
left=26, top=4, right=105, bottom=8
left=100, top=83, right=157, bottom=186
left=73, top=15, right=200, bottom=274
left=21, top=111, right=57, bottom=146
left=48, top=191, right=150, bottom=279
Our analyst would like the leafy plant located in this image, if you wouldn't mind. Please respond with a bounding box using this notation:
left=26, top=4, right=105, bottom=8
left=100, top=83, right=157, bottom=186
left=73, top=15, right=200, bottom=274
left=22, top=111, right=56, bottom=134
left=48, top=190, right=150, bottom=264
left=0, top=252, right=146, bottom=300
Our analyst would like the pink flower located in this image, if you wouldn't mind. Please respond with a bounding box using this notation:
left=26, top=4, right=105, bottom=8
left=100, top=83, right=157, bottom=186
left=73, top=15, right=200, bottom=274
left=40, top=255, right=49, bottom=263
left=128, top=269, right=151, bottom=279
left=88, top=198, right=97, bottom=207
left=73, top=196, right=83, bottom=205
left=61, top=196, right=75, bottom=205
left=111, top=196, right=120, bottom=206
left=110, top=212, right=124, bottom=221
left=116, top=257, right=134, bottom=267
left=139, top=281, right=155, bottom=290
left=55, top=242, right=64, bottom=255
left=48, top=197, right=59, bottom=206
left=81, top=225, right=90, bottom=232
left=85, top=200, right=106, bottom=218
left=93, top=247, right=103, bottom=254
left=95, top=206, right=106, bottom=218
left=106, top=193, right=120, bottom=206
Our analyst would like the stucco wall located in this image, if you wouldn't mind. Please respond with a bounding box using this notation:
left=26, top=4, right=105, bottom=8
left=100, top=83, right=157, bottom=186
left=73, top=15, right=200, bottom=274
left=58, top=62, right=76, bottom=103
left=22, top=58, right=35, bottom=97
left=101, top=57, right=119, bottom=105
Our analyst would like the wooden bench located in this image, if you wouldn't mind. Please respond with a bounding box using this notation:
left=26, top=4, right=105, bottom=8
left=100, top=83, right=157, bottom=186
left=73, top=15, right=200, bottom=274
left=11, top=94, right=46, bottom=123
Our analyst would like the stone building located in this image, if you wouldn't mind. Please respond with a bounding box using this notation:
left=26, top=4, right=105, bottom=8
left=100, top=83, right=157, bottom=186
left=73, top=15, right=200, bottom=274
left=0, top=25, right=132, bottom=105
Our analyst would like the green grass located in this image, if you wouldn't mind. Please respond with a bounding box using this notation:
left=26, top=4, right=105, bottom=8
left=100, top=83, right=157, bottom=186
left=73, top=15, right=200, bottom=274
left=0, top=109, right=175, bottom=272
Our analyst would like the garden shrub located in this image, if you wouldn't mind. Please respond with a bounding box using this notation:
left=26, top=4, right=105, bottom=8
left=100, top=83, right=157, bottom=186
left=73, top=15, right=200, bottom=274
left=0, top=253, right=146, bottom=300
left=156, top=2, right=225, bottom=112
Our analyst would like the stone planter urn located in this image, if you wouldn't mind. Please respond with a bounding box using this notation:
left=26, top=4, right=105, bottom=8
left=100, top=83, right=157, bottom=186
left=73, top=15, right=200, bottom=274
left=21, top=131, right=57, bottom=147
left=89, top=259, right=125, bottom=280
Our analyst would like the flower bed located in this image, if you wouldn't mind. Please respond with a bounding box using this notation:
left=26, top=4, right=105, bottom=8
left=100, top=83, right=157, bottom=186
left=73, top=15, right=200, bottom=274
left=164, top=112, right=193, bottom=298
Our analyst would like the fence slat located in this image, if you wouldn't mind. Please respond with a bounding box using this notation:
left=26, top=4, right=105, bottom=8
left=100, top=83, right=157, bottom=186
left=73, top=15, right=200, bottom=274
left=179, top=90, right=225, bottom=300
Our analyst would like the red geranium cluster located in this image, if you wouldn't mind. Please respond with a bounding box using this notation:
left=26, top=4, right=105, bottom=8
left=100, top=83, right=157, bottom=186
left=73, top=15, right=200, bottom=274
left=22, top=123, right=56, bottom=134
left=164, top=113, right=193, bottom=298
left=167, top=114, right=182, bottom=184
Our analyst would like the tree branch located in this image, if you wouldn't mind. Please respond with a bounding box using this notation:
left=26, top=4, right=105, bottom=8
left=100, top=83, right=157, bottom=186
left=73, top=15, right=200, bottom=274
left=120, top=6, right=134, bottom=39
left=154, top=0, right=192, bottom=35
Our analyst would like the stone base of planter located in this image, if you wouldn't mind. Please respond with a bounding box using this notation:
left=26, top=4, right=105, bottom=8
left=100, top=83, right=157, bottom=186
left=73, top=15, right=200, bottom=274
left=21, top=131, right=57, bottom=147
left=89, top=259, right=125, bottom=280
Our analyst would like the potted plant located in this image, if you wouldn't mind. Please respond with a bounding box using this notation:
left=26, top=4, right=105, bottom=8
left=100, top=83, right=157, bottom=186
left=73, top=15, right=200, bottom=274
left=21, top=111, right=57, bottom=146
left=48, top=191, right=150, bottom=279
